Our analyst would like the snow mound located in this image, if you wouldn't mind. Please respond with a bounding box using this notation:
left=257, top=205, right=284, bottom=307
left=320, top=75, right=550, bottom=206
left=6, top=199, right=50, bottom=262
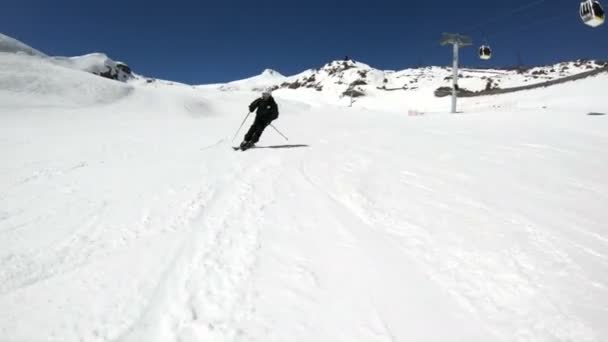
left=0, top=33, right=134, bottom=83
left=52, top=53, right=133, bottom=82
left=0, top=33, right=46, bottom=57
left=0, top=53, right=133, bottom=108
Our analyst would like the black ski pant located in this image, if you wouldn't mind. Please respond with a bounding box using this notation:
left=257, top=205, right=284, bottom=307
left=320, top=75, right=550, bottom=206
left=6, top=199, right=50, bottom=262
left=244, top=116, right=273, bottom=144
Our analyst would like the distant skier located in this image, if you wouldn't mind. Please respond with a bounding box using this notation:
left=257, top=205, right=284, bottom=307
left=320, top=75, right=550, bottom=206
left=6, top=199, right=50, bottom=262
left=239, top=89, right=279, bottom=150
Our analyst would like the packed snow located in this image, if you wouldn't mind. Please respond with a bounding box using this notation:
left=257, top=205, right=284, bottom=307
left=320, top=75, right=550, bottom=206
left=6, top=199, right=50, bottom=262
left=1, top=35, right=608, bottom=342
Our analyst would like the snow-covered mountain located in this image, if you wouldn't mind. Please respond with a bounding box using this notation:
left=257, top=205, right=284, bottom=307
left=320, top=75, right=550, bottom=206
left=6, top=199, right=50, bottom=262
left=0, top=33, right=133, bottom=83
left=4, top=32, right=604, bottom=101
left=1, top=33, right=608, bottom=342
left=221, top=58, right=608, bottom=101
left=218, top=69, right=287, bottom=92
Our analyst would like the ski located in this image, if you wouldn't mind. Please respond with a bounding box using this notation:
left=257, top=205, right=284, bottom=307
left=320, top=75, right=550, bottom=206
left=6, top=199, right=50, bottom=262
left=233, top=146, right=256, bottom=151
left=233, top=141, right=256, bottom=151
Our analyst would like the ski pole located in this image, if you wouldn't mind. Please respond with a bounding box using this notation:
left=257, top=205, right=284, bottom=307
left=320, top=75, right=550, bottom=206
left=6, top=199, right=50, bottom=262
left=270, top=124, right=289, bottom=141
left=232, top=112, right=252, bottom=142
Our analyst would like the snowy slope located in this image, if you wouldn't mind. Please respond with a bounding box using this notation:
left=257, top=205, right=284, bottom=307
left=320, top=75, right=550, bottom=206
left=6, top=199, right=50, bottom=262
left=0, top=33, right=133, bottom=83
left=1, top=44, right=608, bottom=342
left=0, top=33, right=46, bottom=56
left=0, top=53, right=132, bottom=108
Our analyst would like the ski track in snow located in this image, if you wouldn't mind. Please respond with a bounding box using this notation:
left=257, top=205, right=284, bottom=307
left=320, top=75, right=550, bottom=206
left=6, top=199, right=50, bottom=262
left=119, top=156, right=281, bottom=342
left=295, top=132, right=607, bottom=342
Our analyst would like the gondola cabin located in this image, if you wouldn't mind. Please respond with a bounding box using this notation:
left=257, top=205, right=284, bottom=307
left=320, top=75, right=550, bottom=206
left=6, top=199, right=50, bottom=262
left=479, top=45, right=492, bottom=60
left=580, top=0, right=605, bottom=27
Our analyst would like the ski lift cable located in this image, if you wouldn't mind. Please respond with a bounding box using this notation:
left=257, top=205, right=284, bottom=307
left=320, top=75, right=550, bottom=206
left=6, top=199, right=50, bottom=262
left=461, top=0, right=553, bottom=35
left=483, top=12, right=576, bottom=43
left=463, top=0, right=575, bottom=41
left=468, top=11, right=580, bottom=67
left=410, top=0, right=591, bottom=69
left=468, top=1, right=576, bottom=57
left=462, top=0, right=546, bottom=34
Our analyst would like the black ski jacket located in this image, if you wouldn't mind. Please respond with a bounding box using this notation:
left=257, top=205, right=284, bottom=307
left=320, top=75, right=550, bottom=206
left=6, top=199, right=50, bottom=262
left=249, top=96, right=279, bottom=121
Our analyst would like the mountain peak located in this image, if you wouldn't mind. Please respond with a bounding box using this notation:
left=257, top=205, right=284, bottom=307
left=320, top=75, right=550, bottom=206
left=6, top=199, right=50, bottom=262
left=261, top=69, right=283, bottom=77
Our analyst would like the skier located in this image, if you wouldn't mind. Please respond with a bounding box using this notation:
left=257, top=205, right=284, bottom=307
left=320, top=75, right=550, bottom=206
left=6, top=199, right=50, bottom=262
left=239, top=89, right=279, bottom=150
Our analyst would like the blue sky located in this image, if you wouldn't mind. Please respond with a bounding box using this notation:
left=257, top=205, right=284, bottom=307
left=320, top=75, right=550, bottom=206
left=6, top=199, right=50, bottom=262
left=2, top=0, right=607, bottom=84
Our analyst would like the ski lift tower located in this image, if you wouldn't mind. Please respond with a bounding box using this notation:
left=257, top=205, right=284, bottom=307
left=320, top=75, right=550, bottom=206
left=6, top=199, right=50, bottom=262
left=440, top=33, right=472, bottom=113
